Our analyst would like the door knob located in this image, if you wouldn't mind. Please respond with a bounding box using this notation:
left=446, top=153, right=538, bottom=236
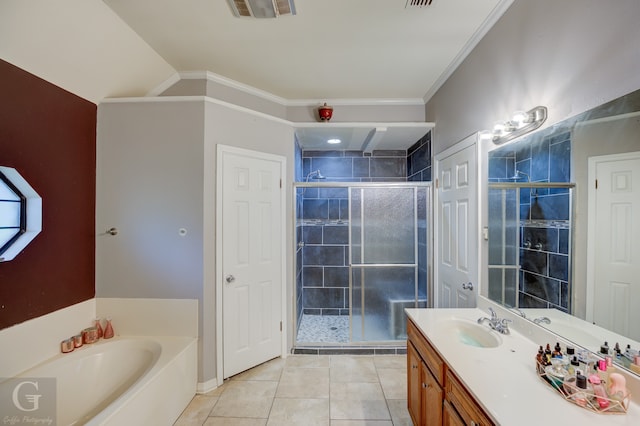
left=225, top=275, right=235, bottom=283
left=462, top=282, right=473, bottom=290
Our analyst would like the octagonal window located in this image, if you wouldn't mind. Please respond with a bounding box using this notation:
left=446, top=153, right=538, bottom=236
left=0, top=167, right=42, bottom=262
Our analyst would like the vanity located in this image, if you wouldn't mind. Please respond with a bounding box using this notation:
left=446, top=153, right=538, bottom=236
left=406, top=306, right=640, bottom=425
left=408, top=315, right=494, bottom=425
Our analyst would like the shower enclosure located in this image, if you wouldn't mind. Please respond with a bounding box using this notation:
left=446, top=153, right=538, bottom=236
left=487, top=182, right=575, bottom=311
left=294, top=182, right=431, bottom=346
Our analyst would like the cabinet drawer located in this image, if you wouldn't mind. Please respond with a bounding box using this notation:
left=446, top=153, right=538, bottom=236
left=407, top=318, right=445, bottom=385
left=445, top=369, right=494, bottom=426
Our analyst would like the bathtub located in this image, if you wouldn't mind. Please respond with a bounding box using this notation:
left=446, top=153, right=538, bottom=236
left=5, top=336, right=197, bottom=425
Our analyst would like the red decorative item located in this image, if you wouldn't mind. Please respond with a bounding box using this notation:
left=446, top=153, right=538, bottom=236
left=318, top=103, right=333, bottom=121
left=95, top=318, right=103, bottom=339
left=103, top=317, right=115, bottom=339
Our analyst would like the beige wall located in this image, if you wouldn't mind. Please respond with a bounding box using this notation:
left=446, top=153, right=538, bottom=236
left=572, top=115, right=640, bottom=318
left=426, top=0, right=640, bottom=155
left=0, top=0, right=175, bottom=104
left=97, top=97, right=294, bottom=385
left=426, top=0, right=640, bottom=320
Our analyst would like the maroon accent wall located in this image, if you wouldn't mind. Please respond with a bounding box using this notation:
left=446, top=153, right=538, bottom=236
left=0, top=59, right=96, bottom=329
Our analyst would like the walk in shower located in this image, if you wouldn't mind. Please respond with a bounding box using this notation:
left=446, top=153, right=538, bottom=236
left=294, top=182, right=431, bottom=347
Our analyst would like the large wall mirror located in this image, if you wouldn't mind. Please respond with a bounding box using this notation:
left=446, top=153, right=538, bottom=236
left=482, top=88, right=640, bottom=376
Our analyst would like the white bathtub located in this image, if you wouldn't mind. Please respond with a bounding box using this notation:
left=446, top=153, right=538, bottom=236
left=8, top=336, right=197, bottom=426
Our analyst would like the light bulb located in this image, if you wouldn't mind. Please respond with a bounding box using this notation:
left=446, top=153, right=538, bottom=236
left=512, top=111, right=531, bottom=127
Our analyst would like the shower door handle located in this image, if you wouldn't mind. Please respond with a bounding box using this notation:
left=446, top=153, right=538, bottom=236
left=462, top=282, right=474, bottom=291
left=225, top=275, right=235, bottom=283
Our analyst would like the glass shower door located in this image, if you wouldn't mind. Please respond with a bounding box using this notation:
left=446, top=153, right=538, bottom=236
left=349, top=186, right=424, bottom=342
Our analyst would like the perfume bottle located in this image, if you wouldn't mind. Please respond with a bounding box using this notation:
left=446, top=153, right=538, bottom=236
left=103, top=317, right=115, bottom=339
left=94, top=318, right=104, bottom=339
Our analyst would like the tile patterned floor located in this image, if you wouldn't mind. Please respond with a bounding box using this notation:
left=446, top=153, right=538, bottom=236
left=296, top=314, right=350, bottom=343
left=173, top=354, right=412, bottom=426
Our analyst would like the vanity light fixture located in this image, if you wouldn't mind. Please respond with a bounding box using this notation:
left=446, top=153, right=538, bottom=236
left=327, top=138, right=341, bottom=145
left=489, top=106, right=547, bottom=145
left=227, top=0, right=296, bottom=18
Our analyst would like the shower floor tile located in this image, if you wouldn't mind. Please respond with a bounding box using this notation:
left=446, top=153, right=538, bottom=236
left=296, top=314, right=349, bottom=343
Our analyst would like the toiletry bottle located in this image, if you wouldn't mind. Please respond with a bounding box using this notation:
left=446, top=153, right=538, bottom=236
left=552, top=342, right=563, bottom=358
left=95, top=318, right=104, bottom=339
left=545, top=343, right=552, bottom=364
left=614, top=342, right=622, bottom=358
left=568, top=356, right=579, bottom=376
left=600, top=341, right=610, bottom=355
left=103, top=317, right=115, bottom=339
left=597, top=359, right=608, bottom=384
left=536, top=346, right=545, bottom=371
left=588, top=375, right=610, bottom=409
left=631, top=355, right=640, bottom=374
left=573, top=372, right=588, bottom=407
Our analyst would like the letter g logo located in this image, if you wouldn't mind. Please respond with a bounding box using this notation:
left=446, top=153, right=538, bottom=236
left=12, top=380, right=42, bottom=412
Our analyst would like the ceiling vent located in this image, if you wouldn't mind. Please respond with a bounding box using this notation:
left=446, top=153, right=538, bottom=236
left=227, top=0, right=296, bottom=18
left=405, top=0, right=436, bottom=7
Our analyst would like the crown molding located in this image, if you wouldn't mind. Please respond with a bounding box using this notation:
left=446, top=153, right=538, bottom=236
left=147, top=70, right=426, bottom=108
left=100, top=95, right=292, bottom=126
left=422, top=0, right=515, bottom=104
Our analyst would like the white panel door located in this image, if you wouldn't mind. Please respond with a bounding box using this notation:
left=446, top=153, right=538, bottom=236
left=220, top=146, right=284, bottom=379
left=436, top=141, right=477, bottom=308
left=590, top=152, right=640, bottom=341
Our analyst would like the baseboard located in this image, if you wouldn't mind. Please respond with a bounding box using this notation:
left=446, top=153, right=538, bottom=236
left=196, top=377, right=219, bottom=394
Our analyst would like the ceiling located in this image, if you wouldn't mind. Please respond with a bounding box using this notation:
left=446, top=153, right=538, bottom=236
left=103, top=0, right=510, bottom=102
left=102, top=0, right=511, bottom=151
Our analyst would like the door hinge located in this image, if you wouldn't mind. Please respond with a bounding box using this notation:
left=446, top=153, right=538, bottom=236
left=595, top=179, right=598, bottom=189
left=280, top=321, right=282, bottom=332
left=280, top=179, right=282, bottom=188
left=436, top=178, right=439, bottom=189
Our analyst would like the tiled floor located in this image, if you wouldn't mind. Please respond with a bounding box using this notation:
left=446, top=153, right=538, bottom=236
left=296, top=314, right=349, bottom=343
left=173, top=354, right=412, bottom=426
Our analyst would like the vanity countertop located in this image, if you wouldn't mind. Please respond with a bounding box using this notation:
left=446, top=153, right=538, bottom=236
left=406, top=308, right=639, bottom=425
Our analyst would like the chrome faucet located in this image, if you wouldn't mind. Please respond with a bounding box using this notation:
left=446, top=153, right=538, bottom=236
left=511, top=307, right=527, bottom=318
left=477, top=307, right=512, bottom=334
left=533, top=316, right=551, bottom=325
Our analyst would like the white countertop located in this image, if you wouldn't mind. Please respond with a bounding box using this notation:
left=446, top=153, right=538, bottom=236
left=406, top=308, right=639, bottom=425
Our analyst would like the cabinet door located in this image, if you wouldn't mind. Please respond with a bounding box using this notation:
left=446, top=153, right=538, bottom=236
left=443, top=400, right=465, bottom=426
left=422, top=359, right=443, bottom=425
left=408, top=342, right=423, bottom=425
left=446, top=370, right=494, bottom=426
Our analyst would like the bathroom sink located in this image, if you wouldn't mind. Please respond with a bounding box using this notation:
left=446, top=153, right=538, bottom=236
left=437, top=319, right=502, bottom=348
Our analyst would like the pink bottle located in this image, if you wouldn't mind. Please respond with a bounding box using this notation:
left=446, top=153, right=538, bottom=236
left=588, top=375, right=610, bottom=409
left=103, top=317, right=115, bottom=339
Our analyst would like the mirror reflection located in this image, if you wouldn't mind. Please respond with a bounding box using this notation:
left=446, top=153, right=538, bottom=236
left=485, top=88, right=640, bottom=375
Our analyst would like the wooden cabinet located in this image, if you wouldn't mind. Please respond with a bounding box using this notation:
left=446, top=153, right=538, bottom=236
left=407, top=318, right=495, bottom=426
left=408, top=341, right=443, bottom=425
left=443, top=400, right=465, bottom=426
left=445, top=369, right=493, bottom=426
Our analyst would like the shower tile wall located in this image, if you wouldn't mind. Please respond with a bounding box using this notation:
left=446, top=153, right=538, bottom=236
left=407, top=132, right=432, bottom=182
left=298, top=133, right=432, bottom=318
left=303, top=149, right=408, bottom=182
left=489, top=129, right=572, bottom=312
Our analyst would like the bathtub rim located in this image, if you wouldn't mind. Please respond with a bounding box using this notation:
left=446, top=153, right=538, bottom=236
left=5, top=335, right=197, bottom=426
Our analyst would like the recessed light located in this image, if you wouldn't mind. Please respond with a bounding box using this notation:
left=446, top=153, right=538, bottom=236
left=327, top=138, right=341, bottom=144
